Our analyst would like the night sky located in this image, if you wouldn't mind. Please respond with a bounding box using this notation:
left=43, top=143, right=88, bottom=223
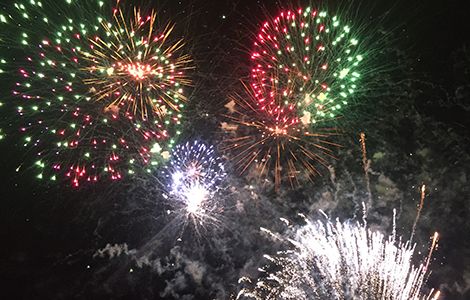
left=1, top=0, right=470, bottom=299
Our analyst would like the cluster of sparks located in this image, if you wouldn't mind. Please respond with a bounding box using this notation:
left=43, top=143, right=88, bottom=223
left=238, top=214, right=440, bottom=300
left=0, top=0, right=191, bottom=186
left=223, top=7, right=362, bottom=190
left=81, top=7, right=191, bottom=120
left=251, top=8, right=361, bottom=121
left=162, top=141, right=226, bottom=215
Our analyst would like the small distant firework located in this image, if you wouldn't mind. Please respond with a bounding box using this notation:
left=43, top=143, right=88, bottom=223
left=161, top=141, right=226, bottom=229
left=0, top=0, right=191, bottom=186
left=238, top=213, right=440, bottom=300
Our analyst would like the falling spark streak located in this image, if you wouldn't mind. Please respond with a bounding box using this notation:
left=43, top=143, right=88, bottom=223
left=238, top=213, right=440, bottom=300
left=361, top=133, right=372, bottom=215
left=410, top=185, right=426, bottom=243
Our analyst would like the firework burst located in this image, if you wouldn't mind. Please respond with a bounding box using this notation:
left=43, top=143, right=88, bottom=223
left=81, top=7, right=192, bottom=121
left=160, top=141, right=227, bottom=232
left=238, top=213, right=440, bottom=300
left=250, top=7, right=362, bottom=123
left=221, top=5, right=370, bottom=190
left=222, top=82, right=342, bottom=191
left=0, top=0, right=191, bottom=186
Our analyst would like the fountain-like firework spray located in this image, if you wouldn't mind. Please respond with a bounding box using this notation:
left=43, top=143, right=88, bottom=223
left=238, top=213, right=440, bottom=300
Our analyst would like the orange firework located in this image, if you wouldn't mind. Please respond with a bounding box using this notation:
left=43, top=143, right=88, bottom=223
left=81, top=7, right=192, bottom=121
left=221, top=81, right=342, bottom=191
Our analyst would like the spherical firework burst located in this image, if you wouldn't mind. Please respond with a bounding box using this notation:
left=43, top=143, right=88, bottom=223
left=161, top=141, right=227, bottom=231
left=237, top=214, right=440, bottom=300
left=250, top=7, right=362, bottom=124
left=0, top=0, right=191, bottom=186
left=222, top=82, right=342, bottom=191
left=81, top=7, right=191, bottom=122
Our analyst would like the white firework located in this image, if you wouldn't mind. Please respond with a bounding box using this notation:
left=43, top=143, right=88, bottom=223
left=238, top=212, right=440, bottom=300
left=162, top=141, right=226, bottom=225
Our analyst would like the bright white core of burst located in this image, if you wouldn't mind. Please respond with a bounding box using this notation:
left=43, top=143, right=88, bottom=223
left=184, top=184, right=207, bottom=213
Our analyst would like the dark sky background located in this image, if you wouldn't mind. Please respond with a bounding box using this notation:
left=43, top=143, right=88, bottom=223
left=1, top=0, right=470, bottom=299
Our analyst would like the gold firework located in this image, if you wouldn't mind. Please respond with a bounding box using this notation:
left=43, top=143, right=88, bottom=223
left=221, top=81, right=342, bottom=191
left=81, top=7, right=192, bottom=120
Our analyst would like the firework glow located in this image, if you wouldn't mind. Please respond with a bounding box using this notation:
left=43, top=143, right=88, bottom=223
left=238, top=212, right=440, bottom=300
left=0, top=0, right=191, bottom=186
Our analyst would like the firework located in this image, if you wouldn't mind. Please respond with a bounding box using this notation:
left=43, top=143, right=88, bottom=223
left=221, top=5, right=369, bottom=190
left=80, top=7, right=191, bottom=122
left=0, top=0, right=191, bottom=186
left=250, top=7, right=363, bottom=124
left=238, top=213, right=440, bottom=300
left=161, top=141, right=226, bottom=229
left=222, top=82, right=342, bottom=191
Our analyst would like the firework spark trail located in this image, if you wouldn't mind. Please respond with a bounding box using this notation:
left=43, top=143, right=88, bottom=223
left=410, top=185, right=426, bottom=244
left=0, top=0, right=191, bottom=186
left=238, top=214, right=440, bottom=300
left=361, top=132, right=372, bottom=216
left=424, top=232, right=438, bottom=271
